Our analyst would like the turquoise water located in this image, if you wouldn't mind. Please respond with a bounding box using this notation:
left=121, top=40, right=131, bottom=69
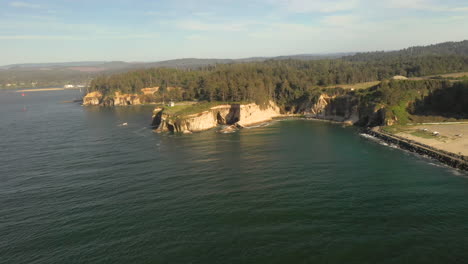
left=1, top=90, right=467, bottom=264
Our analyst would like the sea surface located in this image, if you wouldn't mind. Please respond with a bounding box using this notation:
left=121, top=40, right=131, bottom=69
left=1, top=89, right=467, bottom=264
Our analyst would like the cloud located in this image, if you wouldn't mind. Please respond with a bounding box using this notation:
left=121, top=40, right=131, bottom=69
left=176, top=20, right=258, bottom=31
left=0, top=35, right=81, bottom=40
left=385, top=0, right=428, bottom=9
left=9, top=1, right=41, bottom=8
left=185, top=34, right=204, bottom=40
left=191, top=12, right=216, bottom=17
left=385, top=0, right=468, bottom=12
left=0, top=34, right=159, bottom=40
left=2, top=13, right=57, bottom=21
left=322, top=15, right=359, bottom=26
left=446, top=6, right=468, bottom=12
left=248, top=23, right=320, bottom=39
left=267, top=0, right=359, bottom=13
left=146, top=11, right=164, bottom=16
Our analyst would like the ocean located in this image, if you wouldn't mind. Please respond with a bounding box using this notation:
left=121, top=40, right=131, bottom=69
left=1, top=89, right=467, bottom=264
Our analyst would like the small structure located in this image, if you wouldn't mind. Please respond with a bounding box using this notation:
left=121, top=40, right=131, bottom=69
left=391, top=75, right=408, bottom=80
left=168, top=101, right=175, bottom=107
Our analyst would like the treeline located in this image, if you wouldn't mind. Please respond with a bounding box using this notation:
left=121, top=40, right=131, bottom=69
left=345, top=40, right=468, bottom=62
left=354, top=79, right=468, bottom=124
left=89, top=55, right=468, bottom=107
left=0, top=69, right=93, bottom=88
left=412, top=80, right=468, bottom=118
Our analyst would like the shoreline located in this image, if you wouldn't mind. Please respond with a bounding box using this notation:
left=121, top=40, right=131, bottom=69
left=15, top=87, right=82, bottom=92
left=82, top=96, right=467, bottom=170
left=365, top=127, right=468, bottom=171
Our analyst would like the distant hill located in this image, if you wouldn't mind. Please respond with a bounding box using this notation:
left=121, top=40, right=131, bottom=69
left=0, top=53, right=353, bottom=71
left=1, top=40, right=467, bottom=88
left=0, top=61, right=109, bottom=70
left=345, top=40, right=468, bottom=61
left=0, top=54, right=352, bottom=88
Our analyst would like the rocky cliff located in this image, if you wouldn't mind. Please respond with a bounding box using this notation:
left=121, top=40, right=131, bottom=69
left=83, top=91, right=102, bottom=106
left=300, top=94, right=360, bottom=124
left=297, top=93, right=389, bottom=126
left=152, top=101, right=281, bottom=133
left=84, top=89, right=392, bottom=128
left=82, top=91, right=141, bottom=106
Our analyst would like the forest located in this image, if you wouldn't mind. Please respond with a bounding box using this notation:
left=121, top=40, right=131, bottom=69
left=86, top=40, right=468, bottom=125
left=89, top=54, right=468, bottom=107
left=351, top=79, right=468, bottom=124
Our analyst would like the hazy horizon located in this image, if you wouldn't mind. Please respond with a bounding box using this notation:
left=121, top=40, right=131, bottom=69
left=1, top=52, right=357, bottom=67
left=1, top=0, right=468, bottom=65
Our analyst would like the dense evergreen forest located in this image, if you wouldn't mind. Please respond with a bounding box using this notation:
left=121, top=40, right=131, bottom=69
left=86, top=40, right=468, bottom=124
left=89, top=53, right=468, bottom=107
left=345, top=40, right=468, bottom=61
left=412, top=80, right=468, bottom=118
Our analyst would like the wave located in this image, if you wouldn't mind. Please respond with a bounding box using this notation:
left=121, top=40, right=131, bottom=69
left=243, top=121, right=275, bottom=129
left=360, top=133, right=467, bottom=175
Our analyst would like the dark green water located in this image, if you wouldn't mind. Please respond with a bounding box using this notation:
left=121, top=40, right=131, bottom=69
left=1, top=90, right=468, bottom=264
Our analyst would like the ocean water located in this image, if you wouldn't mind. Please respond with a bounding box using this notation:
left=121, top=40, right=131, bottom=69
left=1, top=89, right=467, bottom=264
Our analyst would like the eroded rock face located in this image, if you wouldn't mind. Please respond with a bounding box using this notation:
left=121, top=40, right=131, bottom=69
left=152, top=101, right=281, bottom=133
left=83, top=91, right=103, bottom=106
left=303, top=94, right=360, bottom=124
left=141, top=87, right=159, bottom=95
left=112, top=92, right=141, bottom=106
left=238, top=102, right=281, bottom=127
left=82, top=91, right=141, bottom=106
left=297, top=93, right=394, bottom=126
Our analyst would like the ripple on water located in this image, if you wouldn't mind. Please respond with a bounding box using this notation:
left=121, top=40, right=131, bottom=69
left=1, top=90, right=468, bottom=264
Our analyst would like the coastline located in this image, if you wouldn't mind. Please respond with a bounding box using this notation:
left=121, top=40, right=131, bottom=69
left=365, top=126, right=468, bottom=171
left=81, top=89, right=467, bottom=170
left=16, top=87, right=81, bottom=92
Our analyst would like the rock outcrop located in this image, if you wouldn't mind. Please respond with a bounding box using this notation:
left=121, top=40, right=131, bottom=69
left=300, top=94, right=360, bottom=124
left=297, top=93, right=393, bottom=126
left=110, top=92, right=141, bottom=106
left=141, top=87, right=159, bottom=95
left=152, top=101, right=281, bottom=133
left=83, top=91, right=103, bottom=106
left=82, top=91, right=141, bottom=106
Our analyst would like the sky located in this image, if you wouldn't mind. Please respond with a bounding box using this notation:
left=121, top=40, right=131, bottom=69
left=1, top=0, right=468, bottom=65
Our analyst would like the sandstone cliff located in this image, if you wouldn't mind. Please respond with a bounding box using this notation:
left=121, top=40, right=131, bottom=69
left=110, top=92, right=141, bottom=106
left=82, top=91, right=141, bottom=106
left=302, top=94, right=360, bottom=124
left=297, top=93, right=389, bottom=126
left=83, top=91, right=103, bottom=106
left=152, top=101, right=281, bottom=133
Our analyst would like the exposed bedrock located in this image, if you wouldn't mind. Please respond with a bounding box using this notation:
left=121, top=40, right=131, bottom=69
left=82, top=91, right=141, bottom=106
left=152, top=101, right=281, bottom=133
left=298, top=94, right=389, bottom=126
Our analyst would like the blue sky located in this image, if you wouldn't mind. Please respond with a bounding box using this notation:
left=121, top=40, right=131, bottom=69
left=1, top=0, right=468, bottom=64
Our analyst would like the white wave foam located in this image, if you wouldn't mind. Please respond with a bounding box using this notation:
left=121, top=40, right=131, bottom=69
left=360, top=133, right=467, bottom=175
left=243, top=121, right=274, bottom=129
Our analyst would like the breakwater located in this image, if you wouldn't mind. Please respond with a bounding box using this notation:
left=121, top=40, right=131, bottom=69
left=366, top=127, right=468, bottom=171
